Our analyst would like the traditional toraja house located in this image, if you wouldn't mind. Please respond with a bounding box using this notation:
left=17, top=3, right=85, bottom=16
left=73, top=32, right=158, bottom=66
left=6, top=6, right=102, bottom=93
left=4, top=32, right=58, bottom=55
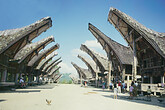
left=88, top=23, right=135, bottom=89
left=69, top=74, right=79, bottom=84
left=71, top=62, right=88, bottom=85
left=108, top=7, right=165, bottom=93
left=42, top=57, right=61, bottom=73
left=78, top=55, right=99, bottom=86
left=46, top=60, right=62, bottom=74
left=27, top=44, right=59, bottom=83
left=36, top=52, right=58, bottom=72
left=11, top=36, right=54, bottom=83
left=0, top=17, right=52, bottom=86
left=54, top=74, right=62, bottom=83
left=46, top=66, right=61, bottom=82
left=80, top=44, right=109, bottom=86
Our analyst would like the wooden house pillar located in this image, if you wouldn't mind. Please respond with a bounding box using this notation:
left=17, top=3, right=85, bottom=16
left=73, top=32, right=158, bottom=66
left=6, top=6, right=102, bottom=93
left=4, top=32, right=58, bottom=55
left=80, top=74, right=82, bottom=86
left=127, top=75, right=130, bottom=91
left=150, top=76, right=153, bottom=84
left=15, top=73, right=19, bottom=84
left=132, top=32, right=137, bottom=82
left=107, top=58, right=112, bottom=89
left=122, top=66, right=126, bottom=82
left=161, top=76, right=165, bottom=83
left=1, top=69, right=7, bottom=82
left=95, top=65, right=98, bottom=87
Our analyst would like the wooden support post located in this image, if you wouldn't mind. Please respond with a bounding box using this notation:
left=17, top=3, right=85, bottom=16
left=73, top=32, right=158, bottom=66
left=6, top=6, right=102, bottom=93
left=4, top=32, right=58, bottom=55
left=127, top=75, right=130, bottom=91
left=161, top=76, right=165, bottom=83
left=1, top=69, right=7, bottom=82
left=95, top=65, right=98, bottom=88
left=80, top=74, right=82, bottom=86
left=132, top=32, right=137, bottom=82
left=150, top=76, right=153, bottom=84
left=122, top=67, right=126, bottom=82
left=107, top=59, right=112, bottom=89
left=15, top=73, right=19, bottom=84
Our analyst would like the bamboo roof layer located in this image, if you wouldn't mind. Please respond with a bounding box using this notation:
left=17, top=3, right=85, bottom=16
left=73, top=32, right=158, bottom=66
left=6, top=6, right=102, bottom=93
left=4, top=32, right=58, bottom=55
left=46, top=60, right=62, bottom=73
left=36, top=52, right=57, bottom=70
left=88, top=23, right=133, bottom=65
left=14, top=36, right=54, bottom=62
left=0, top=17, right=52, bottom=58
left=80, top=44, right=109, bottom=72
left=27, top=44, right=59, bottom=67
left=108, top=7, right=165, bottom=58
left=42, top=57, right=61, bottom=72
left=78, top=54, right=99, bottom=78
left=71, top=62, right=92, bottom=80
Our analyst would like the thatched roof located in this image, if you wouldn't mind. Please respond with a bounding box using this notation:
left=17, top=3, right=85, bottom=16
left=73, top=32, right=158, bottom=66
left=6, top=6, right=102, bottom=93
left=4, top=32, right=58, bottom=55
left=54, top=74, right=62, bottom=82
left=46, top=60, right=62, bottom=73
left=88, top=23, right=133, bottom=65
left=42, top=57, right=61, bottom=72
left=78, top=54, right=99, bottom=78
left=71, top=62, right=86, bottom=79
left=27, top=44, right=59, bottom=67
left=14, top=36, right=54, bottom=63
left=47, top=66, right=61, bottom=76
left=108, top=7, right=165, bottom=58
left=36, top=52, right=57, bottom=70
left=80, top=44, right=108, bottom=72
left=71, top=62, right=92, bottom=79
left=0, top=17, right=52, bottom=58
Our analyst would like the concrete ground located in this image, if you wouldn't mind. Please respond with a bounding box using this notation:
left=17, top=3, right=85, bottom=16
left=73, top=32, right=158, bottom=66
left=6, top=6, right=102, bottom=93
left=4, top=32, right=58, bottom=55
left=0, top=84, right=165, bottom=110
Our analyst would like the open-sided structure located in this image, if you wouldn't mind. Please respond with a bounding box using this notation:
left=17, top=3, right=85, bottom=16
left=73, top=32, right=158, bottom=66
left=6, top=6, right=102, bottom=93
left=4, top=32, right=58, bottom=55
left=78, top=55, right=99, bottom=86
left=36, top=52, right=57, bottom=71
left=42, top=57, right=61, bottom=73
left=0, top=17, right=52, bottom=85
left=80, top=44, right=108, bottom=73
left=88, top=23, right=135, bottom=88
left=71, top=62, right=87, bottom=84
left=108, top=7, right=165, bottom=93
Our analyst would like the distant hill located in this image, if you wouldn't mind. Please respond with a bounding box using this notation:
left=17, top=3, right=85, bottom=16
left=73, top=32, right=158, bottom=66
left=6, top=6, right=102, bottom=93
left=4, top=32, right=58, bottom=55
left=59, top=73, right=72, bottom=84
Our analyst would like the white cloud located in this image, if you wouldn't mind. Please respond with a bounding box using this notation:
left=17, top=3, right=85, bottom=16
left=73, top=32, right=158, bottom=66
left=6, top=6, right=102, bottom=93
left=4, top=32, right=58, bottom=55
left=59, top=62, right=78, bottom=77
left=71, top=48, right=86, bottom=57
left=83, top=39, right=102, bottom=49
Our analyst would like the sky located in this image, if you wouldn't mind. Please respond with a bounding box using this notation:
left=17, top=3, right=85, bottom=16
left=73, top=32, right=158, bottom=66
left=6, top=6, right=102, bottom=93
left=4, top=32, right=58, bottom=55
left=0, top=0, right=165, bottom=77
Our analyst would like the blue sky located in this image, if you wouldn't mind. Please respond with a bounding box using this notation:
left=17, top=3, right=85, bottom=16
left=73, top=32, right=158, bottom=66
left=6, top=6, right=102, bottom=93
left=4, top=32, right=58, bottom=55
left=0, top=0, right=165, bottom=76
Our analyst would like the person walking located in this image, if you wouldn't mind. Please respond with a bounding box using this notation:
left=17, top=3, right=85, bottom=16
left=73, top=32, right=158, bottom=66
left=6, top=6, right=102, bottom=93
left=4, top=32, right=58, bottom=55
left=114, top=82, right=118, bottom=99
left=102, top=81, right=105, bottom=91
left=129, top=83, right=134, bottom=99
left=109, top=82, right=113, bottom=91
left=118, top=81, right=121, bottom=94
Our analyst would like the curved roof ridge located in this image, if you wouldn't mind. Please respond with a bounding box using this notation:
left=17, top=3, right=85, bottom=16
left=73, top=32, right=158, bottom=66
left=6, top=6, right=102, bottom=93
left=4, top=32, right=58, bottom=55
left=109, top=7, right=165, bottom=57
left=14, top=36, right=54, bottom=61
left=0, top=17, right=52, bottom=56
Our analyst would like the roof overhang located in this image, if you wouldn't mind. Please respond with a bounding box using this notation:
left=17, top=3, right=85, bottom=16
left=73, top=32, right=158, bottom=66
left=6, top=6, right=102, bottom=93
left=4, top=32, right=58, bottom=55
left=0, top=17, right=52, bottom=58
left=27, top=44, right=59, bottom=68
left=80, top=44, right=108, bottom=72
left=108, top=7, right=165, bottom=58
left=16, top=36, right=54, bottom=64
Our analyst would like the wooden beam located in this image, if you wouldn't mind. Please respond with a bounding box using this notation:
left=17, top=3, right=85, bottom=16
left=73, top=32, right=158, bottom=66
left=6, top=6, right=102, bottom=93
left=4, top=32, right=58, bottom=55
left=135, top=36, right=142, bottom=42
left=124, top=29, right=134, bottom=39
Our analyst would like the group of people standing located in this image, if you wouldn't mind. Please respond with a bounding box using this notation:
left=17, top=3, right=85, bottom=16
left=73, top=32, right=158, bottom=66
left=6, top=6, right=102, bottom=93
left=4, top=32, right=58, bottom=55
left=111, top=81, right=128, bottom=99
left=102, top=80, right=139, bottom=99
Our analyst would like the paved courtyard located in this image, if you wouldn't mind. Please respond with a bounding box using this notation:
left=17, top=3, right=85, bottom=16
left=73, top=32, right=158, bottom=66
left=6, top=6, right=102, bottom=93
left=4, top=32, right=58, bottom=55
left=0, top=84, right=165, bottom=110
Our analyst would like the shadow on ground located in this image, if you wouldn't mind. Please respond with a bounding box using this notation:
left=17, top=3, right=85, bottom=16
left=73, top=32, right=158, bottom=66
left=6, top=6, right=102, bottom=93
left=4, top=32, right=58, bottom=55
left=0, top=89, right=41, bottom=93
left=0, top=99, right=7, bottom=102
left=102, top=95, right=165, bottom=108
left=93, top=89, right=111, bottom=93
left=0, top=84, right=58, bottom=93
